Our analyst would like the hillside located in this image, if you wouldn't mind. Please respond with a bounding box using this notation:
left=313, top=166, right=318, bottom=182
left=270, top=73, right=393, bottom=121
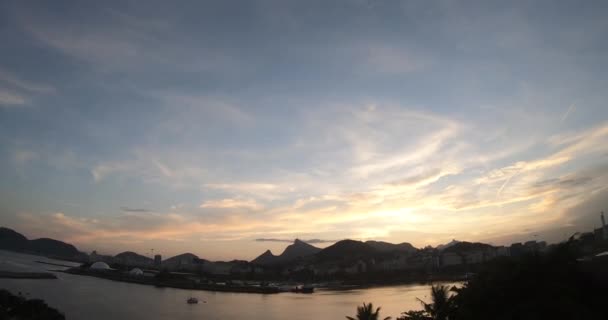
left=0, top=227, right=85, bottom=260
left=251, top=239, right=321, bottom=265
left=28, top=238, right=80, bottom=257
left=114, top=251, right=154, bottom=266
left=0, top=227, right=29, bottom=251
left=162, top=253, right=206, bottom=271
left=365, top=240, right=417, bottom=253
left=443, top=241, right=494, bottom=253
left=278, top=239, right=321, bottom=261
left=315, top=239, right=378, bottom=262
left=251, top=250, right=278, bottom=265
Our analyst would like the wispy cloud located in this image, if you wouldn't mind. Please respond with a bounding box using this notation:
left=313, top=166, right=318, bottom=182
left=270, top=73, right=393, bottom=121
left=120, top=207, right=151, bottom=213
left=560, top=103, right=576, bottom=123
left=0, top=68, right=55, bottom=94
left=254, top=238, right=336, bottom=244
left=0, top=89, right=26, bottom=107
left=200, top=198, right=264, bottom=211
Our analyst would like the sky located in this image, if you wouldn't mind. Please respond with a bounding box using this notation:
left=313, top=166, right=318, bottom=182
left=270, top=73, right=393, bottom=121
left=1, top=0, right=608, bottom=261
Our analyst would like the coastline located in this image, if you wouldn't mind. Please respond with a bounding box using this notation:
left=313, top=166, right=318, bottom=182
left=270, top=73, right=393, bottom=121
left=0, top=270, right=57, bottom=279
left=61, top=269, right=282, bottom=294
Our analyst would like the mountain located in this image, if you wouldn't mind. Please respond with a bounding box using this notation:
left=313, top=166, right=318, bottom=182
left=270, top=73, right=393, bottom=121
left=162, top=253, right=206, bottom=271
left=443, top=241, right=494, bottom=253
left=437, top=239, right=461, bottom=251
left=251, top=249, right=278, bottom=265
left=0, top=227, right=85, bottom=260
left=365, top=240, right=417, bottom=254
left=114, top=251, right=154, bottom=266
left=278, top=239, right=321, bottom=261
left=315, top=239, right=378, bottom=262
left=251, top=239, right=321, bottom=265
left=0, top=227, right=29, bottom=251
left=28, top=238, right=80, bottom=257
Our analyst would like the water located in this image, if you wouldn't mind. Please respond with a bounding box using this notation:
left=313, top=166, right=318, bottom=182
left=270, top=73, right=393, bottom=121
left=0, top=250, right=454, bottom=320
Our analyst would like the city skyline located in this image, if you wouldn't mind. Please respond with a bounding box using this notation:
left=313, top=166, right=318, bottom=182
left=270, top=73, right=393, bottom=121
left=1, top=1, right=608, bottom=260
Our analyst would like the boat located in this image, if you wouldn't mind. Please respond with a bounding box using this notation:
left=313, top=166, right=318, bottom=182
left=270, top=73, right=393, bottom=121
left=290, top=285, right=314, bottom=294
left=187, top=297, right=198, bottom=304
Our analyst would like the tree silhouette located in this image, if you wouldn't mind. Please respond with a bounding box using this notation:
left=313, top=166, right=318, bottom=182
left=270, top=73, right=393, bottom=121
left=346, top=302, right=391, bottom=320
left=397, top=285, right=454, bottom=320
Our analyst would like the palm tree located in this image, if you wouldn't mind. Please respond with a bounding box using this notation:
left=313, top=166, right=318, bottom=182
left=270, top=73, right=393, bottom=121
left=346, top=302, right=391, bottom=320
left=418, top=285, right=452, bottom=320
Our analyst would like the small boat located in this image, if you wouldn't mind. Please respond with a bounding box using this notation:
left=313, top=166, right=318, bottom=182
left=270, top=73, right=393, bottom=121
left=187, top=297, right=198, bottom=304
left=290, top=285, right=314, bottom=294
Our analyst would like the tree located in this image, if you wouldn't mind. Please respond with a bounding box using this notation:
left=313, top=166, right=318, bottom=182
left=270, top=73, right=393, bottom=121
left=421, top=285, right=452, bottom=320
left=397, top=285, right=454, bottom=320
left=346, top=302, right=391, bottom=320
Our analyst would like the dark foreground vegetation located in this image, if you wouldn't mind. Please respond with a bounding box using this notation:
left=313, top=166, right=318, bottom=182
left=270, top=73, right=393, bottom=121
left=351, top=237, right=608, bottom=320
left=0, top=289, right=64, bottom=320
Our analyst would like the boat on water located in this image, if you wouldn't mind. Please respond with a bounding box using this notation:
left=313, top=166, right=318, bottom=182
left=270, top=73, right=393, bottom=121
left=291, top=285, right=314, bottom=294
left=187, top=297, right=198, bottom=304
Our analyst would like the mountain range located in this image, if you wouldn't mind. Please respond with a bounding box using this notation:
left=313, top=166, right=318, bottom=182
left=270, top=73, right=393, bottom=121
left=251, top=239, right=321, bottom=265
left=251, top=239, right=419, bottom=266
left=1, top=226, right=496, bottom=267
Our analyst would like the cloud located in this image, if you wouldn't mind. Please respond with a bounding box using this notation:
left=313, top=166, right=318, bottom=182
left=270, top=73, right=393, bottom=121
left=0, top=89, right=26, bottom=106
left=120, top=207, right=150, bottom=213
left=254, top=238, right=336, bottom=244
left=560, top=103, right=576, bottom=123
left=365, top=45, right=427, bottom=74
left=254, top=238, right=292, bottom=243
left=200, top=198, right=263, bottom=211
left=0, top=68, right=55, bottom=94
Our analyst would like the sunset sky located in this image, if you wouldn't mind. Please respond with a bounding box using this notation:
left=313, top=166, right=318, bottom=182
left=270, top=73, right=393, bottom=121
left=1, top=1, right=608, bottom=261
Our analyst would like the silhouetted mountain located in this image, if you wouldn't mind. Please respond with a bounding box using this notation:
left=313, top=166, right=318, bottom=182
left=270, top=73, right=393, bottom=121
left=251, top=239, right=321, bottom=265
left=114, top=251, right=153, bottom=266
left=437, top=239, right=461, bottom=251
left=162, top=253, right=207, bottom=271
left=0, top=227, right=29, bottom=251
left=28, top=238, right=79, bottom=257
left=251, top=249, right=278, bottom=265
left=365, top=240, right=417, bottom=253
left=278, top=239, right=321, bottom=261
left=443, top=241, right=494, bottom=253
left=0, top=227, right=85, bottom=260
left=315, top=239, right=378, bottom=262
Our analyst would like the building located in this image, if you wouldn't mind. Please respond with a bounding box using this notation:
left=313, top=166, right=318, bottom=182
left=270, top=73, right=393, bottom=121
left=594, top=211, right=608, bottom=241
left=510, top=243, right=524, bottom=257
left=129, top=268, right=144, bottom=276
left=496, top=246, right=510, bottom=257
left=154, top=254, right=162, bottom=267
left=90, top=261, right=111, bottom=270
left=464, top=251, right=484, bottom=264
left=440, top=252, right=463, bottom=267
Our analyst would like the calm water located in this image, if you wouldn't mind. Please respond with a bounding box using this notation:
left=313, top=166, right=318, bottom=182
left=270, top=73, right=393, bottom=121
left=0, top=250, right=454, bottom=320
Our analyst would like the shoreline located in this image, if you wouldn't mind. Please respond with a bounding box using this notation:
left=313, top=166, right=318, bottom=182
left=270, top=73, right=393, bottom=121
left=61, top=269, right=282, bottom=294
left=0, top=270, right=57, bottom=279
left=60, top=267, right=465, bottom=294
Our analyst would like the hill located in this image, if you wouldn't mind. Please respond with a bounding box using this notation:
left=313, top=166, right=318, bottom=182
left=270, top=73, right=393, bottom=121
left=437, top=239, right=461, bottom=251
left=162, top=253, right=206, bottom=271
left=278, top=239, right=321, bottom=261
left=443, top=241, right=494, bottom=253
left=0, top=227, right=29, bottom=251
left=114, top=251, right=154, bottom=266
left=315, top=239, right=378, bottom=262
left=251, top=250, right=278, bottom=265
left=28, top=238, right=80, bottom=257
left=365, top=240, right=417, bottom=253
left=251, top=239, right=321, bottom=265
left=0, top=227, right=85, bottom=260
